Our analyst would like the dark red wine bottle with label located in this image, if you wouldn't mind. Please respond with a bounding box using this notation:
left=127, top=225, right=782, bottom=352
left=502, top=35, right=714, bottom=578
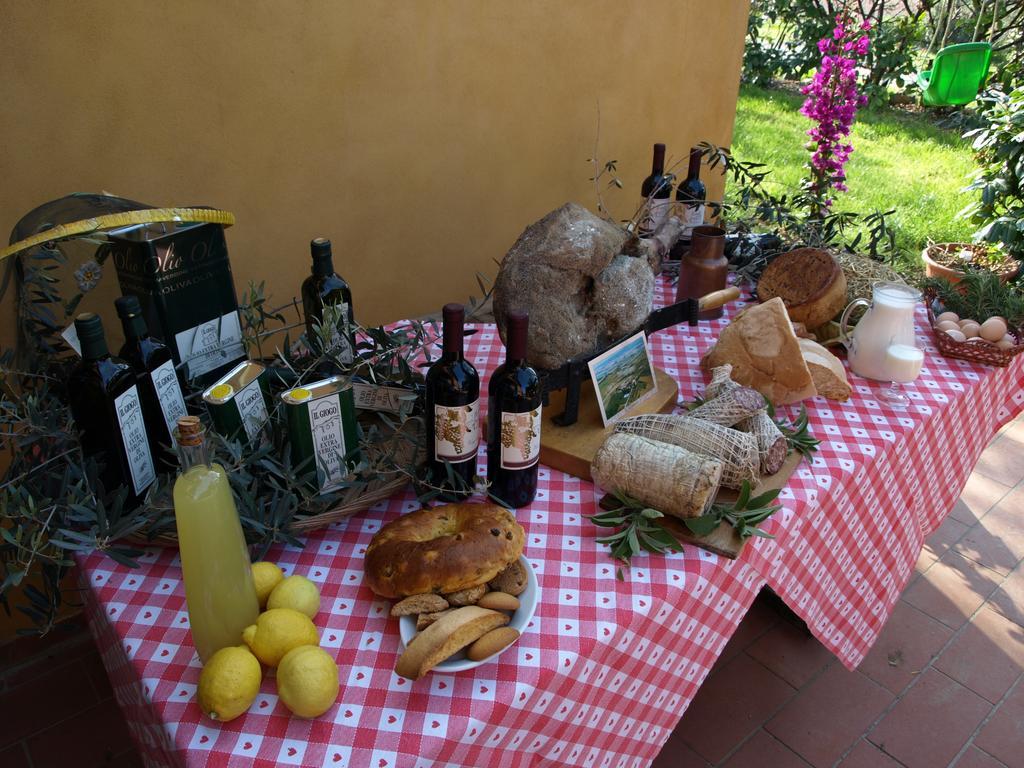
left=68, top=313, right=156, bottom=505
left=676, top=147, right=707, bottom=241
left=487, top=311, right=541, bottom=508
left=425, top=304, right=480, bottom=498
left=301, top=237, right=355, bottom=368
left=640, top=142, right=672, bottom=236
left=116, top=295, right=188, bottom=472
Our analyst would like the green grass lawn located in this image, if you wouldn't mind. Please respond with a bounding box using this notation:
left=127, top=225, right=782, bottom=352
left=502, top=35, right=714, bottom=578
left=730, top=85, right=977, bottom=265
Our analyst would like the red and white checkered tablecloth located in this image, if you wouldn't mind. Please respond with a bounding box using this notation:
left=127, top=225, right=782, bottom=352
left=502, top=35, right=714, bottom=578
left=77, top=275, right=1024, bottom=768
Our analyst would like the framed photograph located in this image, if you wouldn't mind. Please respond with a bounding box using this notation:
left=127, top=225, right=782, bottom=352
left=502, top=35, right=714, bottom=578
left=588, top=330, right=658, bottom=427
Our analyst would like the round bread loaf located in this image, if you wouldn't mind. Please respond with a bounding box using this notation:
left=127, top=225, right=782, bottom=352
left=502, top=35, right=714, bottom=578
left=364, top=502, right=524, bottom=599
left=756, top=247, right=847, bottom=330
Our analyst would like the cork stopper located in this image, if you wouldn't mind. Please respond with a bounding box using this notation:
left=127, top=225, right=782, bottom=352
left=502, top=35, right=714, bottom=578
left=175, top=416, right=203, bottom=447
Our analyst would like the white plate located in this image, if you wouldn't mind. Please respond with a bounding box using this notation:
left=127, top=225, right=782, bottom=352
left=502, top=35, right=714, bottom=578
left=397, top=554, right=538, bottom=673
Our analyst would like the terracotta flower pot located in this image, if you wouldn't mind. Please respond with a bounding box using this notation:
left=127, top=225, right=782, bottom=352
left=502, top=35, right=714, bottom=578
left=921, top=243, right=1020, bottom=285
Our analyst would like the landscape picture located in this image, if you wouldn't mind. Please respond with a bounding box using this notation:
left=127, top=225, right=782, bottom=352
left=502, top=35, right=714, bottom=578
left=588, top=331, right=657, bottom=426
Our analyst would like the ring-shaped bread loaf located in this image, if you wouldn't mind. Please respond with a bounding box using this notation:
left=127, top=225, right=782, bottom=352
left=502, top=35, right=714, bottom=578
left=364, top=502, right=525, bottom=599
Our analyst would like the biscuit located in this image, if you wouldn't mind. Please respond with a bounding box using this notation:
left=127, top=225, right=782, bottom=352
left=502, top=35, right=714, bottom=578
left=395, top=607, right=510, bottom=679
left=391, top=593, right=449, bottom=617
left=488, top=559, right=528, bottom=596
left=466, top=627, right=520, bottom=661
left=416, top=609, right=453, bottom=631
left=476, top=591, right=520, bottom=611
left=443, top=583, right=488, bottom=606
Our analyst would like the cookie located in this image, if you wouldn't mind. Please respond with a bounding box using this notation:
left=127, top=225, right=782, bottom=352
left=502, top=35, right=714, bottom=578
left=476, top=591, right=520, bottom=611
left=443, top=583, right=488, bottom=606
left=466, top=627, right=520, bottom=661
left=391, top=593, right=449, bottom=617
left=488, top=560, right=528, bottom=596
left=416, top=609, right=453, bottom=630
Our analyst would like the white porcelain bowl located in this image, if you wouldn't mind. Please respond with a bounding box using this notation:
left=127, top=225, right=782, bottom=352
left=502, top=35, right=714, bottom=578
left=397, top=554, right=538, bottom=673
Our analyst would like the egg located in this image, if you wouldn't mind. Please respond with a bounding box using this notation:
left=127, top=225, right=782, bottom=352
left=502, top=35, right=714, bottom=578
left=937, top=311, right=959, bottom=324
left=937, top=320, right=960, bottom=333
left=960, top=322, right=981, bottom=338
left=958, top=317, right=978, bottom=328
left=980, top=317, right=1008, bottom=342
left=946, top=328, right=967, bottom=342
left=997, top=337, right=1016, bottom=350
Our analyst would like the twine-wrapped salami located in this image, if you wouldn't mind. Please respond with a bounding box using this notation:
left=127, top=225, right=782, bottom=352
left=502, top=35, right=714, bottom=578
left=615, top=413, right=758, bottom=489
left=706, top=365, right=787, bottom=475
left=591, top=433, right=722, bottom=519
left=687, top=385, right=764, bottom=427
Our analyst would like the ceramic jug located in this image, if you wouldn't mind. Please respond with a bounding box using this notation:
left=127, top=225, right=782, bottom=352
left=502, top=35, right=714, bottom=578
left=839, top=281, right=922, bottom=382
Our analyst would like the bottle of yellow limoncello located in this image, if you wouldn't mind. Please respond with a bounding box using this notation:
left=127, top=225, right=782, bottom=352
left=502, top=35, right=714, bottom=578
left=172, top=416, right=259, bottom=662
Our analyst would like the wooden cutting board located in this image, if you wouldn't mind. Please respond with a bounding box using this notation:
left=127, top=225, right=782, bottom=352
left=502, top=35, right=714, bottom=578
left=538, top=367, right=679, bottom=482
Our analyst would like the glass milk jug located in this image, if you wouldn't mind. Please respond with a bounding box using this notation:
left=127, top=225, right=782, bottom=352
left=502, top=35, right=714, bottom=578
left=839, top=282, right=922, bottom=382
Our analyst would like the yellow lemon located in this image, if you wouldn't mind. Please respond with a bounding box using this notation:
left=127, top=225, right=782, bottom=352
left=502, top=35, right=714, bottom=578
left=197, top=645, right=262, bottom=722
left=241, top=608, right=319, bottom=667
left=267, top=574, right=321, bottom=619
left=251, top=561, right=284, bottom=609
left=277, top=645, right=340, bottom=718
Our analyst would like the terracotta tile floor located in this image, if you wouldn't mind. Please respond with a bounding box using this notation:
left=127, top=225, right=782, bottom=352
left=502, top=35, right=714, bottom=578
left=2, top=420, right=1023, bottom=767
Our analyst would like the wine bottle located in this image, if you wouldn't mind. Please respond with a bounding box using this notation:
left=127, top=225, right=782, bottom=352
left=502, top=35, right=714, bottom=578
left=68, top=313, right=156, bottom=504
left=487, top=311, right=541, bottom=508
left=116, top=295, right=188, bottom=472
left=301, top=237, right=355, bottom=367
left=425, top=303, right=480, bottom=497
left=640, top=142, right=672, bottom=237
left=172, top=416, right=259, bottom=663
left=676, top=147, right=707, bottom=242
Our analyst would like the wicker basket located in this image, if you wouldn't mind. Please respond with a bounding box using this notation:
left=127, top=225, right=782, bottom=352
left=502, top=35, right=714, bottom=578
left=925, top=289, right=1024, bottom=368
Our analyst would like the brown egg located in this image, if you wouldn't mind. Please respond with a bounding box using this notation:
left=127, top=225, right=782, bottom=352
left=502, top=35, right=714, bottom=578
left=946, top=328, right=967, bottom=342
left=937, top=311, right=959, bottom=324
left=996, top=338, right=1016, bottom=350
left=980, top=317, right=1008, bottom=342
left=959, top=322, right=981, bottom=338
left=937, top=320, right=960, bottom=333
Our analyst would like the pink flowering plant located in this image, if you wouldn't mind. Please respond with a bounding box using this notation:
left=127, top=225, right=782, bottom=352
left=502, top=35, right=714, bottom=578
left=800, top=13, right=872, bottom=213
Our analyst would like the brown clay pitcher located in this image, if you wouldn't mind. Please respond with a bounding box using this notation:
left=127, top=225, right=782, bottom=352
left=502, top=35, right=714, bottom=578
left=676, top=225, right=728, bottom=319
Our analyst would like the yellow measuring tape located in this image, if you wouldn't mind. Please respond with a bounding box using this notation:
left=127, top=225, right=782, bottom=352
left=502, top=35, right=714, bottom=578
left=0, top=207, right=236, bottom=262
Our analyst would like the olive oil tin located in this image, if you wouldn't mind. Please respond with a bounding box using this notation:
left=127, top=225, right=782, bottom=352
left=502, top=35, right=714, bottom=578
left=202, top=360, right=270, bottom=446
left=281, top=376, right=360, bottom=493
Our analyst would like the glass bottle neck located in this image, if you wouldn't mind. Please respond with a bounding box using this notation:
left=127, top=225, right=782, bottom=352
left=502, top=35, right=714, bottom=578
left=687, top=148, right=701, bottom=179
left=651, top=143, right=665, bottom=175
left=177, top=439, right=211, bottom=473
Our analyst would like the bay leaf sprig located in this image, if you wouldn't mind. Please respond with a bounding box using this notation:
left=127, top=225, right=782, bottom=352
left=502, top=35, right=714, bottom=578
left=683, top=481, right=782, bottom=540
left=768, top=403, right=821, bottom=458
left=588, top=490, right=682, bottom=572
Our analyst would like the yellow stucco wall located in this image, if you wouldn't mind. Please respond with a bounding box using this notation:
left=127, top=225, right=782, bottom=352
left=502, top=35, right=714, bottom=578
left=0, top=0, right=750, bottom=330
left=0, top=1, right=748, bottom=636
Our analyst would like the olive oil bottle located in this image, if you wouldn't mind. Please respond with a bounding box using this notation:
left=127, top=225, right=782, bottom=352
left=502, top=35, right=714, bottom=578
left=172, top=416, right=259, bottom=663
left=301, top=237, right=355, bottom=368
left=67, top=313, right=156, bottom=505
left=116, top=295, right=188, bottom=472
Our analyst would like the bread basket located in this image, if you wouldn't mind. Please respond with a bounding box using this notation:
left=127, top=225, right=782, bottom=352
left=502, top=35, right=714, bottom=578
left=925, top=289, right=1024, bottom=368
left=756, top=247, right=847, bottom=329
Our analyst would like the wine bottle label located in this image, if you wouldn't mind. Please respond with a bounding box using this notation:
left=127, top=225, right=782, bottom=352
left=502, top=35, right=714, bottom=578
left=434, top=400, right=480, bottom=463
left=114, top=385, right=156, bottom=495
left=174, top=312, right=245, bottom=379
left=640, top=197, right=671, bottom=236
left=681, top=204, right=706, bottom=236
left=307, top=393, right=348, bottom=493
left=499, top=406, right=542, bottom=470
left=236, top=378, right=270, bottom=443
left=150, top=360, right=188, bottom=446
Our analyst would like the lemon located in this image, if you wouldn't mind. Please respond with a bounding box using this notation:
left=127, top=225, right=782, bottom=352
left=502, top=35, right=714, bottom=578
left=267, top=574, right=321, bottom=619
left=197, top=645, right=262, bottom=722
left=251, top=562, right=284, bottom=609
left=277, top=645, right=340, bottom=718
left=241, top=608, right=319, bottom=667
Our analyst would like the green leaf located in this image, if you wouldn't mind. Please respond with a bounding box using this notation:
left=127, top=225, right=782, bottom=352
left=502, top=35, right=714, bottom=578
left=683, top=515, right=720, bottom=537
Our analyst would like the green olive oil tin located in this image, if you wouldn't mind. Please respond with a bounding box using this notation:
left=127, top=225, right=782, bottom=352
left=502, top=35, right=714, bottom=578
left=281, top=376, right=360, bottom=493
left=202, top=360, right=270, bottom=446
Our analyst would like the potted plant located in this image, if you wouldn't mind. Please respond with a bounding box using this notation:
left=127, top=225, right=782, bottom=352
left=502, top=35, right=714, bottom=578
left=921, top=241, right=1020, bottom=285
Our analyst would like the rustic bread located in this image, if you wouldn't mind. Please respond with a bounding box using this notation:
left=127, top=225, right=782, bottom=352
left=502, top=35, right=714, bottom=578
left=798, top=338, right=852, bottom=401
left=701, top=297, right=816, bottom=405
left=364, top=502, right=524, bottom=599
left=757, top=248, right=847, bottom=329
left=395, top=606, right=510, bottom=679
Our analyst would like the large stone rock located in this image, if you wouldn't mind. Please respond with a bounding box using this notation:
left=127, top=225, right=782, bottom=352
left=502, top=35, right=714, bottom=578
left=493, top=202, right=654, bottom=369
